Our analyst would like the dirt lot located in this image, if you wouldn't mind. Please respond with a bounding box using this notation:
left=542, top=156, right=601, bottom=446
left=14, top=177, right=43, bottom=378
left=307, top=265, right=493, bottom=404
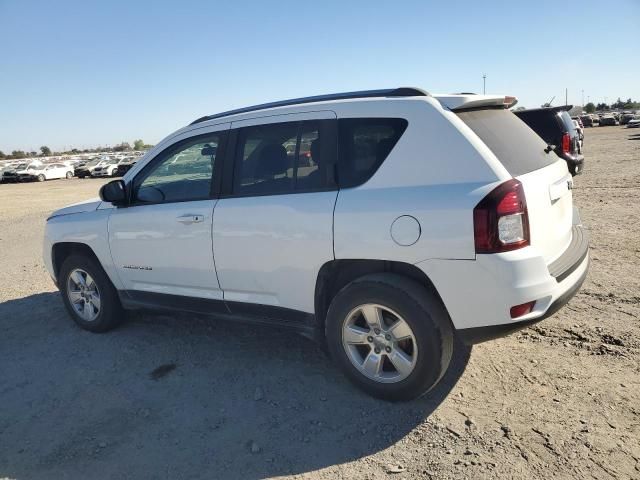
left=1, top=127, right=639, bottom=480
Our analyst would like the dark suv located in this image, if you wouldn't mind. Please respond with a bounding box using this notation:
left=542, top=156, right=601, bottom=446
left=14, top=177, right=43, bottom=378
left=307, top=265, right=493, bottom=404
left=514, top=106, right=584, bottom=176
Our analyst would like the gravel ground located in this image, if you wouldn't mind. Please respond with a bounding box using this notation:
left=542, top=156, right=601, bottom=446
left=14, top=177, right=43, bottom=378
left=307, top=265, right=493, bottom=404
left=1, top=126, right=639, bottom=480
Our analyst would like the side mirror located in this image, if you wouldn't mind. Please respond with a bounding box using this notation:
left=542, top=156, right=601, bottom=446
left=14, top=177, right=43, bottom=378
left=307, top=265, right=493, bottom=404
left=99, top=179, right=127, bottom=205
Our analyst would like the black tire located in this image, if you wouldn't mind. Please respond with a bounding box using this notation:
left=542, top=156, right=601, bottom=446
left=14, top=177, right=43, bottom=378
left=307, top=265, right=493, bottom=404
left=59, top=253, right=124, bottom=333
left=66, top=171, right=73, bottom=179
left=37, top=174, right=45, bottom=182
left=325, top=273, right=453, bottom=401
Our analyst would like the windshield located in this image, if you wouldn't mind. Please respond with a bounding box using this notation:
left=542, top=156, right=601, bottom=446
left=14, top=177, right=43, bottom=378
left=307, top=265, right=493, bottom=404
left=457, top=108, right=558, bottom=176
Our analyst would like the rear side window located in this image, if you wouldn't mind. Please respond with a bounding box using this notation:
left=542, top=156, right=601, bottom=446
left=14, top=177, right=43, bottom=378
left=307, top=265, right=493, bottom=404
left=337, top=118, right=408, bottom=188
left=457, top=109, right=557, bottom=177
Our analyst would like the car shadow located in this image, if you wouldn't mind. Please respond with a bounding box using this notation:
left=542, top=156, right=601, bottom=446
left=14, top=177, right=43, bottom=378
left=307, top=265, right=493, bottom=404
left=628, top=133, right=640, bottom=140
left=0, top=292, right=470, bottom=480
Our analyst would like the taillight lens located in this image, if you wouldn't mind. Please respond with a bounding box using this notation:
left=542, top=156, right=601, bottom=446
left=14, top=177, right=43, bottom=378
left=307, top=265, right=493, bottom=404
left=473, top=179, right=530, bottom=253
left=561, top=133, right=571, bottom=153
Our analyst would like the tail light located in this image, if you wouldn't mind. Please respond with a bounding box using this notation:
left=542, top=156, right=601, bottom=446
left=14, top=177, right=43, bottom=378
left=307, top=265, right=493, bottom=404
left=561, top=133, right=571, bottom=153
left=473, top=179, right=530, bottom=253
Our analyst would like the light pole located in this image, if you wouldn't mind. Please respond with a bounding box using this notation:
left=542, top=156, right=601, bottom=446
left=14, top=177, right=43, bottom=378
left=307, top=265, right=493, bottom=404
left=482, top=74, right=486, bottom=94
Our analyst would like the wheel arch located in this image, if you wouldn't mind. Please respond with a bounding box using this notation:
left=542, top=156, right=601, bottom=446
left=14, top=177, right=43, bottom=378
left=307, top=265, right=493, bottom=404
left=314, top=259, right=449, bottom=330
left=52, top=242, right=104, bottom=284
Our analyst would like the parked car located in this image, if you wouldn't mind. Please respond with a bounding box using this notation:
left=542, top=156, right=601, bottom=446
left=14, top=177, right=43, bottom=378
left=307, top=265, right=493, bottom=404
left=579, top=115, right=594, bottom=127
left=21, top=163, right=74, bottom=182
left=75, top=158, right=105, bottom=178
left=626, top=117, right=640, bottom=128
left=115, top=157, right=139, bottom=176
left=620, top=113, right=636, bottom=125
left=514, top=106, right=584, bottom=175
left=572, top=119, right=584, bottom=147
left=599, top=115, right=619, bottom=126
left=13, top=161, right=45, bottom=182
left=91, top=158, right=121, bottom=177
left=44, top=88, right=589, bottom=401
left=1, top=162, right=29, bottom=182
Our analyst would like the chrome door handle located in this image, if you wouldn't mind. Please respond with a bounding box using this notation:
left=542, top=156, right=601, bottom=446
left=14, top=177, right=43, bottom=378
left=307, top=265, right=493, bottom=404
left=176, top=214, right=204, bottom=224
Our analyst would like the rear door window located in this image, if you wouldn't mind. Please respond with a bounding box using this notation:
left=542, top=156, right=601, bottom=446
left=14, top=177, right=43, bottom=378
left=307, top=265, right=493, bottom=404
left=457, top=109, right=557, bottom=177
left=232, top=120, right=336, bottom=196
left=337, top=118, right=407, bottom=188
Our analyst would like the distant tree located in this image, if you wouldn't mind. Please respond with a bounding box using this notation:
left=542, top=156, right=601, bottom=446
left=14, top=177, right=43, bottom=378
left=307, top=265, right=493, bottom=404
left=584, top=102, right=596, bottom=113
left=113, top=142, right=131, bottom=152
left=133, top=139, right=145, bottom=151
left=596, top=102, right=609, bottom=111
left=11, top=150, right=27, bottom=159
left=29, top=151, right=38, bottom=157
left=40, top=146, right=52, bottom=156
left=0, top=150, right=5, bottom=159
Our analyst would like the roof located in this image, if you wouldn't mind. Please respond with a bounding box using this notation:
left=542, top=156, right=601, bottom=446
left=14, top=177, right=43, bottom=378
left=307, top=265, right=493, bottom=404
left=189, top=87, right=429, bottom=125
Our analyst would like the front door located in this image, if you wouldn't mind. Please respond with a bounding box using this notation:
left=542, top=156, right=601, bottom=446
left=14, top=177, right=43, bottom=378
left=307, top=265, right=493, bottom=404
left=108, top=126, right=228, bottom=301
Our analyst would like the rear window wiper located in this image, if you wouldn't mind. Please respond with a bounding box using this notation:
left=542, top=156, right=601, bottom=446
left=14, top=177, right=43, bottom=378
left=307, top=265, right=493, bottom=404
left=544, top=144, right=556, bottom=154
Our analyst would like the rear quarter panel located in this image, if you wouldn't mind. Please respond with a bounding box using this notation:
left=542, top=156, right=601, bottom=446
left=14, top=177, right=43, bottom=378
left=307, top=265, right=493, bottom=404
left=332, top=97, right=506, bottom=263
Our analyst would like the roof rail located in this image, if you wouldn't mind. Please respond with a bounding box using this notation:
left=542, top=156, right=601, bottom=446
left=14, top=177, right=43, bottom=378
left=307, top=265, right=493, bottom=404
left=189, top=87, right=429, bottom=125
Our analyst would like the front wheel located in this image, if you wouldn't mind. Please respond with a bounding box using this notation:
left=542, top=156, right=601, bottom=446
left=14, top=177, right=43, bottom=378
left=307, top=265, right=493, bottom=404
left=59, top=254, right=124, bottom=332
left=37, top=174, right=45, bottom=182
left=325, top=274, right=453, bottom=401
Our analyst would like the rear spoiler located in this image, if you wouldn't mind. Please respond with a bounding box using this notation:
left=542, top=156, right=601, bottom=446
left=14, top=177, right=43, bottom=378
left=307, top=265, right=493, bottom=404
left=433, top=94, right=518, bottom=111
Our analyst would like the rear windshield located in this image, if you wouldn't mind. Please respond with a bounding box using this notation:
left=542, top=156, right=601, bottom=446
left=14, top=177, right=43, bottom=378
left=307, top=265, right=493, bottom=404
left=457, top=108, right=557, bottom=176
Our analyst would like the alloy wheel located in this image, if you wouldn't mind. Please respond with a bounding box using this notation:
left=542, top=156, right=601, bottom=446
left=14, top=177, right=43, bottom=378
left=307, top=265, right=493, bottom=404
left=341, top=304, right=418, bottom=383
left=66, top=268, right=101, bottom=322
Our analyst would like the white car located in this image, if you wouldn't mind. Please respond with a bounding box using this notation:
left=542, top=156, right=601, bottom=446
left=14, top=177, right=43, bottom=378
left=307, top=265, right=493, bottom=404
left=23, top=162, right=74, bottom=182
left=43, top=88, right=589, bottom=400
left=572, top=119, right=584, bottom=148
left=91, top=158, right=121, bottom=177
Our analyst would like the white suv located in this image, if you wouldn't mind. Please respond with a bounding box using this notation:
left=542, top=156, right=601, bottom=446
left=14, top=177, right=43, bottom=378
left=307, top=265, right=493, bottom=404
left=43, top=88, right=589, bottom=400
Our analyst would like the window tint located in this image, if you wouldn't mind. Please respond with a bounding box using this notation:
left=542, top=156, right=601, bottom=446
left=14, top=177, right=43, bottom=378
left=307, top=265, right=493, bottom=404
left=233, top=120, right=334, bottom=195
left=337, top=118, right=408, bottom=188
left=513, top=110, right=563, bottom=143
left=457, top=109, right=557, bottom=176
left=134, top=133, right=221, bottom=204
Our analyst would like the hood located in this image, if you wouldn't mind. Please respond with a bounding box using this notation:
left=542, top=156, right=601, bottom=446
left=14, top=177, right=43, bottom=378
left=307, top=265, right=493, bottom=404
left=48, top=197, right=103, bottom=220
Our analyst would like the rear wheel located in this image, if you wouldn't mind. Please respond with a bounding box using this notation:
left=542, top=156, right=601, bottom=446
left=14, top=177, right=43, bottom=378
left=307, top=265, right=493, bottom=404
left=65, top=171, right=73, bottom=179
left=326, top=273, right=453, bottom=401
left=59, top=254, right=124, bottom=332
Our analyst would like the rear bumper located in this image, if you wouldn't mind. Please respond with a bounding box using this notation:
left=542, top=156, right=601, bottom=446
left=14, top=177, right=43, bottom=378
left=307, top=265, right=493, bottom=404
left=561, top=153, right=584, bottom=176
left=457, top=256, right=588, bottom=344
left=416, top=222, right=590, bottom=344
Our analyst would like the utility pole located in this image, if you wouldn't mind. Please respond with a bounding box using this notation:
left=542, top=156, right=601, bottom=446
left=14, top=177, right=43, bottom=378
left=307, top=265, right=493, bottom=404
left=581, top=89, right=584, bottom=107
left=565, top=88, right=568, bottom=106
left=482, top=74, right=486, bottom=94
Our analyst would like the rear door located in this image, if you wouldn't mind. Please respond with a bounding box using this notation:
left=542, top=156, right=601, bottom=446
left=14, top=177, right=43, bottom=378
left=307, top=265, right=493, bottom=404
left=213, top=111, right=338, bottom=315
left=457, top=108, right=574, bottom=263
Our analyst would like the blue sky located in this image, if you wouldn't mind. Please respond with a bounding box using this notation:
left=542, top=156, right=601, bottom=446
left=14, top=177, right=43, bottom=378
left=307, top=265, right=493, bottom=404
left=1, top=0, right=638, bottom=152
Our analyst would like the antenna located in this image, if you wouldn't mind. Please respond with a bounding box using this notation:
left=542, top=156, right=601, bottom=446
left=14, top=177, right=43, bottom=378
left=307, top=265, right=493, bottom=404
left=542, top=96, right=555, bottom=107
